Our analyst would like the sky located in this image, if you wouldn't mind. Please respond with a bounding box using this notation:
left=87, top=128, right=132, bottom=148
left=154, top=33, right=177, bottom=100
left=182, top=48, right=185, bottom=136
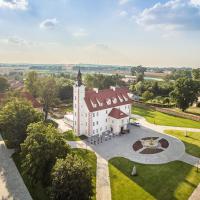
left=0, top=0, right=200, bottom=67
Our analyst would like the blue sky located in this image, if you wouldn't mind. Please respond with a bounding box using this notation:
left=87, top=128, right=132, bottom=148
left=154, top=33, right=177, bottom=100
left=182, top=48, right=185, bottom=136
left=0, top=0, right=200, bottom=67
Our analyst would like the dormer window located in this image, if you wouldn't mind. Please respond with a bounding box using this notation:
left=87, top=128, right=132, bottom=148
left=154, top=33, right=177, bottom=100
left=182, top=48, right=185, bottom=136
left=97, top=99, right=103, bottom=107
left=91, top=100, right=97, bottom=108
left=112, top=97, right=117, bottom=104
left=106, top=98, right=111, bottom=105
left=118, top=95, right=124, bottom=102
left=122, top=95, right=128, bottom=101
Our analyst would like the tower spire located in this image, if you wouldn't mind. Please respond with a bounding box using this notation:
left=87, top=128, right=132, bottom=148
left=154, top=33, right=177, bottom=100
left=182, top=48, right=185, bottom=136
left=77, top=68, right=82, bottom=86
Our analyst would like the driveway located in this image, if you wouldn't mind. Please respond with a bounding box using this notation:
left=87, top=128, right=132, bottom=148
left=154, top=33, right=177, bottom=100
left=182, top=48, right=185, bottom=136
left=52, top=118, right=72, bottom=133
left=0, top=136, right=32, bottom=200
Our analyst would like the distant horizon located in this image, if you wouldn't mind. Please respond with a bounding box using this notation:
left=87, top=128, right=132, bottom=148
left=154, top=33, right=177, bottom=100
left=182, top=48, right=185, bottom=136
left=0, top=0, right=200, bottom=66
left=0, top=62, right=199, bottom=69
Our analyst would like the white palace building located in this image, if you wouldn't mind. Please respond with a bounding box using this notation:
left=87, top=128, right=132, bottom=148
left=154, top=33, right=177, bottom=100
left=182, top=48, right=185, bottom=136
left=73, top=70, right=132, bottom=137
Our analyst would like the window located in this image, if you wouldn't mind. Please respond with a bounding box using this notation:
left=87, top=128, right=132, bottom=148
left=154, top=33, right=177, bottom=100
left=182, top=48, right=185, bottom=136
left=74, top=112, right=76, bottom=116
left=93, top=130, right=95, bottom=134
left=100, top=127, right=102, bottom=131
left=97, top=112, right=99, bottom=116
left=96, top=121, right=98, bottom=125
left=106, top=110, right=108, bottom=114
left=93, top=113, right=95, bottom=117
left=85, top=113, right=87, bottom=117
left=93, top=122, right=95, bottom=126
left=105, top=126, right=107, bottom=130
left=74, top=121, right=76, bottom=125
left=75, top=96, right=76, bottom=100
left=96, top=129, right=98, bottom=133
left=106, top=119, right=107, bottom=122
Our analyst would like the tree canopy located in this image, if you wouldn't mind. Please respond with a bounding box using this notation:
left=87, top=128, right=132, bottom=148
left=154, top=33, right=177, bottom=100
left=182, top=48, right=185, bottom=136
left=0, top=98, right=42, bottom=148
left=21, top=122, right=70, bottom=185
left=51, top=154, right=93, bottom=200
left=25, top=71, right=39, bottom=97
left=0, top=77, right=9, bottom=92
left=84, top=73, right=126, bottom=89
left=170, top=78, right=200, bottom=111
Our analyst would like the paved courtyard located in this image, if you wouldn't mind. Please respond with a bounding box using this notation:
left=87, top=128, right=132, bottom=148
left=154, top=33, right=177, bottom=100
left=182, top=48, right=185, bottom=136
left=71, top=125, right=186, bottom=164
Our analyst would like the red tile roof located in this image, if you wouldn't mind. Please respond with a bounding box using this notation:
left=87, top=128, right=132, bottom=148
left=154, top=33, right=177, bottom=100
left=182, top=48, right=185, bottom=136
left=108, top=108, right=128, bottom=119
left=21, top=92, right=42, bottom=108
left=84, top=87, right=132, bottom=112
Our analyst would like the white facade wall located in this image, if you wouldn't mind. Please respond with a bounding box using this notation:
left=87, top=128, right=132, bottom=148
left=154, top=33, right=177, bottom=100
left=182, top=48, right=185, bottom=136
left=73, top=84, right=88, bottom=136
left=90, top=103, right=131, bottom=136
left=73, top=83, right=132, bottom=137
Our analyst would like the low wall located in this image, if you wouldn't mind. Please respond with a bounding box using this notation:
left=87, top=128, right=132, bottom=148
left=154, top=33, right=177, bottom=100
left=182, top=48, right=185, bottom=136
left=133, top=101, right=200, bottom=122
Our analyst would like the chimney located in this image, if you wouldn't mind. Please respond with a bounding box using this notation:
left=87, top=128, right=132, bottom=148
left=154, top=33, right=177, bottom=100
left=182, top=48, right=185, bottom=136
left=110, top=86, right=116, bottom=91
left=93, top=88, right=99, bottom=93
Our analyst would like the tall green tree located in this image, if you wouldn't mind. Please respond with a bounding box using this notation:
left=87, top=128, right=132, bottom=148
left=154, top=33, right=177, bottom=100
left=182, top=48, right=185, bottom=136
left=0, top=77, right=9, bottom=92
left=170, top=78, right=199, bottom=111
left=131, top=65, right=146, bottom=83
left=25, top=71, right=39, bottom=97
left=0, top=98, right=42, bottom=148
left=38, top=77, right=58, bottom=121
left=21, top=122, right=70, bottom=185
left=51, top=154, right=93, bottom=200
left=56, top=78, right=73, bottom=101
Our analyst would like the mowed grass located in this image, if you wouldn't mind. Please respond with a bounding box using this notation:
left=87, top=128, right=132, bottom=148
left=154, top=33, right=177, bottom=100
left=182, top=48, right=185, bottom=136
left=13, top=149, right=97, bottom=200
left=132, top=106, right=200, bottom=129
left=109, top=157, right=200, bottom=200
left=165, top=130, right=200, bottom=158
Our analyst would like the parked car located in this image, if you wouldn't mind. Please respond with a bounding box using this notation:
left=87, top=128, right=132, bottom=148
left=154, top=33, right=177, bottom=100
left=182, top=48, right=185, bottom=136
left=130, top=122, right=140, bottom=127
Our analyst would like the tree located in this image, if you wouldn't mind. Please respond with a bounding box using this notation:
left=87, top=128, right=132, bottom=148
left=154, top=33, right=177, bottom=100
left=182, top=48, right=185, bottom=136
left=51, top=154, right=93, bottom=200
left=0, top=77, right=9, bottom=92
left=0, top=98, right=42, bottom=148
left=25, top=71, right=39, bottom=97
left=38, top=77, right=58, bottom=121
left=21, top=122, right=70, bottom=185
left=131, top=65, right=146, bottom=83
left=170, top=78, right=199, bottom=111
left=142, top=91, right=154, bottom=101
left=192, top=68, right=200, bottom=80
left=56, top=78, right=73, bottom=101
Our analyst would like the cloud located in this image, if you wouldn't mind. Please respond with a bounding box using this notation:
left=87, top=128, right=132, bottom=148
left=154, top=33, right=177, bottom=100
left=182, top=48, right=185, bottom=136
left=40, top=18, right=58, bottom=30
left=119, top=10, right=128, bottom=17
left=0, top=0, right=28, bottom=10
left=136, top=0, right=200, bottom=31
left=72, top=28, right=88, bottom=37
left=118, top=0, right=130, bottom=5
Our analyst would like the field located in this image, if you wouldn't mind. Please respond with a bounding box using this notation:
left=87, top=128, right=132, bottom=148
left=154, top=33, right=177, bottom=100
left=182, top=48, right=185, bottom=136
left=132, top=106, right=200, bottom=129
left=109, top=157, right=200, bottom=200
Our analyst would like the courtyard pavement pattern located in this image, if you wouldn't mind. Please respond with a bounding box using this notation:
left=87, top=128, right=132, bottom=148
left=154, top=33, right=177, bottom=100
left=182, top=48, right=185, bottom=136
left=68, top=114, right=200, bottom=200
left=0, top=136, right=32, bottom=200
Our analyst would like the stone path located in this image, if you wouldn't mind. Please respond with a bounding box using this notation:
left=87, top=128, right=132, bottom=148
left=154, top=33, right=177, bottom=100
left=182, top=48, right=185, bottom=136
left=0, top=136, right=32, bottom=200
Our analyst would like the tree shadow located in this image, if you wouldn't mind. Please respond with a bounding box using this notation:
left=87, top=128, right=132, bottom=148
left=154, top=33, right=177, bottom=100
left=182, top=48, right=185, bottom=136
left=109, top=157, right=200, bottom=200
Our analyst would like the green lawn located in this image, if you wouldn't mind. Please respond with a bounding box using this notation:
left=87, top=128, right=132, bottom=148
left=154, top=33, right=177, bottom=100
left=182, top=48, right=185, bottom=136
left=109, top=157, right=200, bottom=200
left=132, top=106, right=200, bottom=129
left=165, top=130, right=200, bottom=158
left=62, top=130, right=87, bottom=141
left=13, top=149, right=97, bottom=200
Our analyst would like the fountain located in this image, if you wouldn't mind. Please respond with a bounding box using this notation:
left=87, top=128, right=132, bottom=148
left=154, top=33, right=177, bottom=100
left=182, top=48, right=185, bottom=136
left=141, top=137, right=159, bottom=149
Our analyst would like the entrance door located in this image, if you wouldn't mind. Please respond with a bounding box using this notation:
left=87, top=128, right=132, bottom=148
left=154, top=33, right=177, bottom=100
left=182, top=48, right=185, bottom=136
left=121, top=127, right=124, bottom=133
left=111, top=127, right=113, bottom=132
